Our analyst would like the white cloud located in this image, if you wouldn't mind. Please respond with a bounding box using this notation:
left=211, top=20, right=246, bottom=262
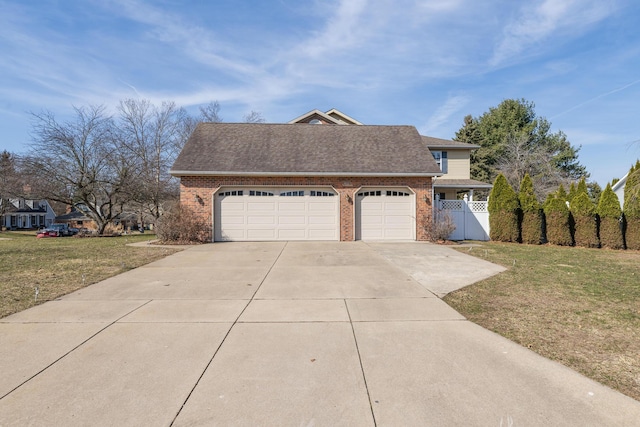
left=490, top=0, right=617, bottom=66
left=420, top=94, right=469, bottom=135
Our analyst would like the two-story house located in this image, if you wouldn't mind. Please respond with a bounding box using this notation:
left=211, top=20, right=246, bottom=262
left=1, top=198, right=56, bottom=230
left=170, top=108, right=491, bottom=242
left=290, top=109, right=492, bottom=201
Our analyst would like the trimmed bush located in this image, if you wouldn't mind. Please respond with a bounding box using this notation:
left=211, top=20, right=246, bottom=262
left=488, top=174, right=520, bottom=242
left=543, top=190, right=573, bottom=246
left=597, top=184, right=624, bottom=249
left=571, top=192, right=599, bottom=248
left=518, top=174, right=542, bottom=244
left=623, top=161, right=640, bottom=250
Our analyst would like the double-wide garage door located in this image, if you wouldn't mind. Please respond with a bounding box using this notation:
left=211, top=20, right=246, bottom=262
left=214, top=188, right=339, bottom=241
left=214, top=187, right=416, bottom=241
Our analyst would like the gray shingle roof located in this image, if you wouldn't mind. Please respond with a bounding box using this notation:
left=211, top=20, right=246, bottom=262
left=421, top=136, right=480, bottom=149
left=171, top=123, right=442, bottom=176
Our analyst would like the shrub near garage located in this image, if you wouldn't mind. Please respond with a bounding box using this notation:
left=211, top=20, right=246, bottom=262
left=543, top=187, right=573, bottom=246
left=488, top=174, right=520, bottom=242
left=598, top=183, right=624, bottom=250
left=518, top=174, right=543, bottom=244
left=623, top=161, right=640, bottom=250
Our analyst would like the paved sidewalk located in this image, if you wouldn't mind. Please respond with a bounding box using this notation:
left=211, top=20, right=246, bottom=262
left=1, top=241, right=639, bottom=426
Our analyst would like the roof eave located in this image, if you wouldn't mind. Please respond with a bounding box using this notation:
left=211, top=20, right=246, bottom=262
left=170, top=170, right=442, bottom=178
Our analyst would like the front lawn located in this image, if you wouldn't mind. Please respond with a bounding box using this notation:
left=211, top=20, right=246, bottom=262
left=0, top=231, right=183, bottom=318
left=444, top=242, right=640, bottom=401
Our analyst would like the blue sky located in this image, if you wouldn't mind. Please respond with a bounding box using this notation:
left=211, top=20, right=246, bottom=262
left=1, top=0, right=639, bottom=186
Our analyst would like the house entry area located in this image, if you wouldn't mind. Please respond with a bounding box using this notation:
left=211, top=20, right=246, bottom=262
left=355, top=188, right=416, bottom=240
left=214, top=188, right=339, bottom=241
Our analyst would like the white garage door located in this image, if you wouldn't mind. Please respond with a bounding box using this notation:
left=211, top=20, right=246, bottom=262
left=356, top=189, right=415, bottom=240
left=214, top=188, right=339, bottom=241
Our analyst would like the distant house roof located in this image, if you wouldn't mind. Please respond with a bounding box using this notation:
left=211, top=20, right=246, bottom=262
left=55, top=209, right=92, bottom=222
left=288, top=109, right=363, bottom=125
left=170, top=123, right=442, bottom=177
left=421, top=136, right=480, bottom=149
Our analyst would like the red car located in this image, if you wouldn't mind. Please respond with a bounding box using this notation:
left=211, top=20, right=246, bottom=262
left=36, top=229, right=59, bottom=238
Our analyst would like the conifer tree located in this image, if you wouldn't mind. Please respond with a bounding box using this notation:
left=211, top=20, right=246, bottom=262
left=598, top=183, right=624, bottom=249
left=543, top=186, right=573, bottom=246
left=623, top=161, right=640, bottom=250
left=518, top=174, right=542, bottom=244
left=488, top=174, right=520, bottom=242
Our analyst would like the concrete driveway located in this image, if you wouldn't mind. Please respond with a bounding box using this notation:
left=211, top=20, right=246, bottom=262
left=1, top=241, right=639, bottom=426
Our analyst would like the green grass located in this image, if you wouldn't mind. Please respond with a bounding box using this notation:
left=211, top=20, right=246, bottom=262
left=0, top=231, right=183, bottom=318
left=445, top=242, right=640, bottom=401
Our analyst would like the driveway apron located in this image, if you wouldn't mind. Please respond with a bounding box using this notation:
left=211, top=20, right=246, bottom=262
left=1, top=241, right=639, bottom=426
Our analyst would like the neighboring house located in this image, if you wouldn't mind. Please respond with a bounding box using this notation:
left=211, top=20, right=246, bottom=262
left=0, top=198, right=56, bottom=230
left=612, top=172, right=628, bottom=209
left=170, top=123, right=442, bottom=242
left=290, top=109, right=492, bottom=201
left=55, top=207, right=98, bottom=231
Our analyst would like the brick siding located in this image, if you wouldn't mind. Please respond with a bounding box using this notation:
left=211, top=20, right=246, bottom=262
left=180, top=176, right=434, bottom=242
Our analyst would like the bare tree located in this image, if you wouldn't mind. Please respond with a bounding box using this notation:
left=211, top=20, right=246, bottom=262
left=496, top=133, right=573, bottom=200
left=117, top=99, right=190, bottom=225
left=26, top=106, right=134, bottom=234
left=0, top=150, right=21, bottom=227
left=243, top=110, right=265, bottom=123
left=199, top=101, right=223, bottom=123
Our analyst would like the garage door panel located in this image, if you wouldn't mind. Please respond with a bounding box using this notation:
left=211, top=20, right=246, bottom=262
left=215, top=189, right=338, bottom=241
left=279, top=202, right=306, bottom=211
left=308, top=216, right=336, bottom=225
left=309, top=229, right=339, bottom=239
left=222, top=216, right=246, bottom=225
left=248, top=202, right=276, bottom=212
left=247, top=229, right=277, bottom=239
left=309, top=202, right=336, bottom=212
left=247, top=216, right=277, bottom=225
left=278, top=215, right=306, bottom=225
left=385, top=215, right=413, bottom=225
left=220, top=229, right=247, bottom=240
left=223, top=201, right=245, bottom=211
left=277, top=229, right=306, bottom=239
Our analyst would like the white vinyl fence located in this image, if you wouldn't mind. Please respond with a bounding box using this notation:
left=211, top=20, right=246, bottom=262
left=437, top=197, right=490, bottom=241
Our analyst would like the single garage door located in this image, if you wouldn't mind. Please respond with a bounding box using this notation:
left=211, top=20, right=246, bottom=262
left=214, top=188, right=339, bottom=241
left=355, top=188, right=415, bottom=240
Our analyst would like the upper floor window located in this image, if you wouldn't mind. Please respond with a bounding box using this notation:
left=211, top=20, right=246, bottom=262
left=431, top=151, right=448, bottom=173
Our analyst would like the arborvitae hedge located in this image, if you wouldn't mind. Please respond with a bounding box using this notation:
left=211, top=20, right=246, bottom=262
left=598, top=184, right=624, bottom=249
left=623, top=161, right=640, bottom=250
left=543, top=191, right=573, bottom=246
left=571, top=192, right=599, bottom=248
left=576, top=178, right=589, bottom=198
left=518, top=174, right=542, bottom=244
left=488, top=174, right=520, bottom=242
left=568, top=182, right=577, bottom=203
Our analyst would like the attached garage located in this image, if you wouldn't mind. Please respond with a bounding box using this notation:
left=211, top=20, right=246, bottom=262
left=170, top=123, right=442, bottom=241
left=355, top=188, right=415, bottom=240
left=214, top=188, right=339, bottom=241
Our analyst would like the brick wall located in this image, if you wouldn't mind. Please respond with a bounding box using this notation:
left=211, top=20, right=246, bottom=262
left=179, top=176, right=434, bottom=241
